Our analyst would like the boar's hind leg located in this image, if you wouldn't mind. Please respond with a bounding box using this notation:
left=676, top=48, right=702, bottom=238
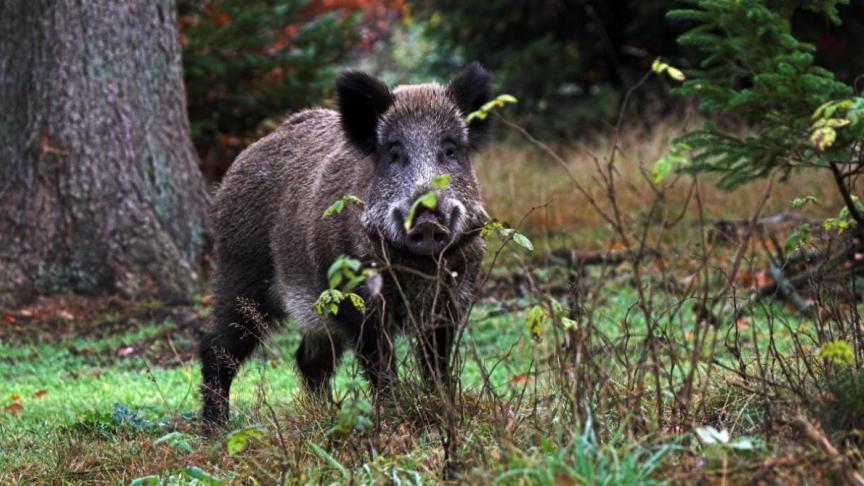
left=200, top=266, right=283, bottom=426
left=296, top=333, right=343, bottom=397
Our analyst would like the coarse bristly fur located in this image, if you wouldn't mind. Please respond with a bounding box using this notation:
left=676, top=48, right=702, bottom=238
left=199, top=63, right=495, bottom=425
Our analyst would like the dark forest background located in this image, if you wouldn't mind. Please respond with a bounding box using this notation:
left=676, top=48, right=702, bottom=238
left=179, top=0, right=864, bottom=180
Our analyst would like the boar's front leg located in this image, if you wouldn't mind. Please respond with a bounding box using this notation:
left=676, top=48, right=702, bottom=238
left=296, top=333, right=344, bottom=398
left=354, top=316, right=396, bottom=394
left=416, top=323, right=455, bottom=390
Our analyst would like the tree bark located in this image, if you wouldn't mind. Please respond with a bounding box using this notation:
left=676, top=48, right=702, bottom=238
left=0, top=0, right=209, bottom=308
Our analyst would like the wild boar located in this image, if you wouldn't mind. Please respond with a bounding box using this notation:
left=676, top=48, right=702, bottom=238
left=199, top=63, right=493, bottom=425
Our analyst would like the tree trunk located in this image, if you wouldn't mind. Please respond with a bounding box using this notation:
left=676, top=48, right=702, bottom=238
left=0, top=0, right=210, bottom=308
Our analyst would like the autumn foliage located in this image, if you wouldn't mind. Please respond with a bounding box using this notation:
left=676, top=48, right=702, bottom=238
left=178, top=0, right=405, bottom=180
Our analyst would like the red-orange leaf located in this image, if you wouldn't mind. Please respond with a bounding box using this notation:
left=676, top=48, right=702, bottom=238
left=511, top=373, right=533, bottom=385
left=5, top=403, right=23, bottom=414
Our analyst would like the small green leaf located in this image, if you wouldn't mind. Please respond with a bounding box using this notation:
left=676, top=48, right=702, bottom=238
left=322, top=199, right=344, bottom=219
left=818, top=340, right=855, bottom=367
left=652, top=143, right=689, bottom=183
left=225, top=426, right=265, bottom=456
left=314, top=289, right=346, bottom=317
left=651, top=156, right=672, bottom=183
left=326, top=256, right=362, bottom=288
left=813, top=100, right=835, bottom=120
left=810, top=126, right=837, bottom=151
left=345, top=258, right=361, bottom=272
left=481, top=219, right=533, bottom=252
left=791, top=196, right=817, bottom=208
left=404, top=191, right=438, bottom=231
left=309, top=442, right=350, bottom=480
left=783, top=233, right=801, bottom=254
left=431, top=173, right=452, bottom=190
left=129, top=476, right=159, bottom=486
left=560, top=317, right=578, bottom=330
left=822, top=118, right=850, bottom=128
left=346, top=292, right=366, bottom=313
left=550, top=299, right=564, bottom=318
left=666, top=66, right=686, bottom=81
left=512, top=232, right=534, bottom=251
left=496, top=94, right=518, bottom=104
left=326, top=260, right=341, bottom=282
left=465, top=93, right=518, bottom=124
left=783, top=224, right=810, bottom=253
left=182, top=466, right=223, bottom=486
left=154, top=431, right=194, bottom=453
left=480, top=219, right=505, bottom=238
left=526, top=305, right=549, bottom=342
left=651, top=58, right=685, bottom=81
left=323, top=195, right=365, bottom=219
left=343, top=275, right=366, bottom=292
left=417, top=192, right=438, bottom=209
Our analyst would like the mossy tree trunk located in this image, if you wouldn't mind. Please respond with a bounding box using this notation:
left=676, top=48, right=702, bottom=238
left=0, top=0, right=210, bottom=308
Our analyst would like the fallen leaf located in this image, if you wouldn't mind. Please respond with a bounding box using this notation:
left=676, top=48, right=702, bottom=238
left=10, top=394, right=21, bottom=402
left=58, top=310, right=74, bottom=321
left=512, top=373, right=533, bottom=385
left=117, top=346, right=135, bottom=357
left=33, top=390, right=48, bottom=399
left=5, top=403, right=23, bottom=414
left=554, top=474, right=580, bottom=486
left=3, top=313, right=16, bottom=324
left=753, top=271, right=771, bottom=288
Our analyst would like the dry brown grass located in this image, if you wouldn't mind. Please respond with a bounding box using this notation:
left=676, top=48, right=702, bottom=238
left=475, top=117, right=842, bottom=245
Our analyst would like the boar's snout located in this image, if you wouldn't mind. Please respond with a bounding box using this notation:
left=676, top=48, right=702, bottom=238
left=406, top=210, right=451, bottom=256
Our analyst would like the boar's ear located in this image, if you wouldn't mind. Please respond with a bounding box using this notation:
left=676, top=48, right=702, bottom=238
left=336, top=71, right=394, bottom=153
left=447, top=62, right=493, bottom=149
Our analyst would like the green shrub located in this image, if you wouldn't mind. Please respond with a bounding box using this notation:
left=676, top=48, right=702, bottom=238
left=178, top=0, right=362, bottom=178
left=669, top=0, right=854, bottom=189
left=668, top=0, right=864, bottom=435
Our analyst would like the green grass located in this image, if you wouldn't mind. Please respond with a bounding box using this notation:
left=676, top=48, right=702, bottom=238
left=0, top=286, right=688, bottom=484
left=0, top=272, right=841, bottom=484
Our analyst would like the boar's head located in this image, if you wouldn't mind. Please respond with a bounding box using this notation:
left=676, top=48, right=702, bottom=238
left=337, top=63, right=493, bottom=259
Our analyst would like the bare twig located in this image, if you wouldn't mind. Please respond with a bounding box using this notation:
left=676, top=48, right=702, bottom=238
left=794, top=415, right=864, bottom=486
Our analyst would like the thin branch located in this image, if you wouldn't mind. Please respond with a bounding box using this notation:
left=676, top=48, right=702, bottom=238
left=829, top=161, right=864, bottom=238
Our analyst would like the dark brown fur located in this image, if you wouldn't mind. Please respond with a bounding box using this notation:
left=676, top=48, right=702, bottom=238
left=199, top=64, right=493, bottom=425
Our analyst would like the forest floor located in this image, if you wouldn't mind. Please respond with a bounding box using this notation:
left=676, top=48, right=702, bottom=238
left=2, top=131, right=861, bottom=484
left=0, top=272, right=848, bottom=485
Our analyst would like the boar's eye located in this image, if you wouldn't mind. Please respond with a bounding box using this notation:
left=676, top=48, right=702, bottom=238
left=441, top=140, right=460, bottom=163
left=387, top=143, right=405, bottom=165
